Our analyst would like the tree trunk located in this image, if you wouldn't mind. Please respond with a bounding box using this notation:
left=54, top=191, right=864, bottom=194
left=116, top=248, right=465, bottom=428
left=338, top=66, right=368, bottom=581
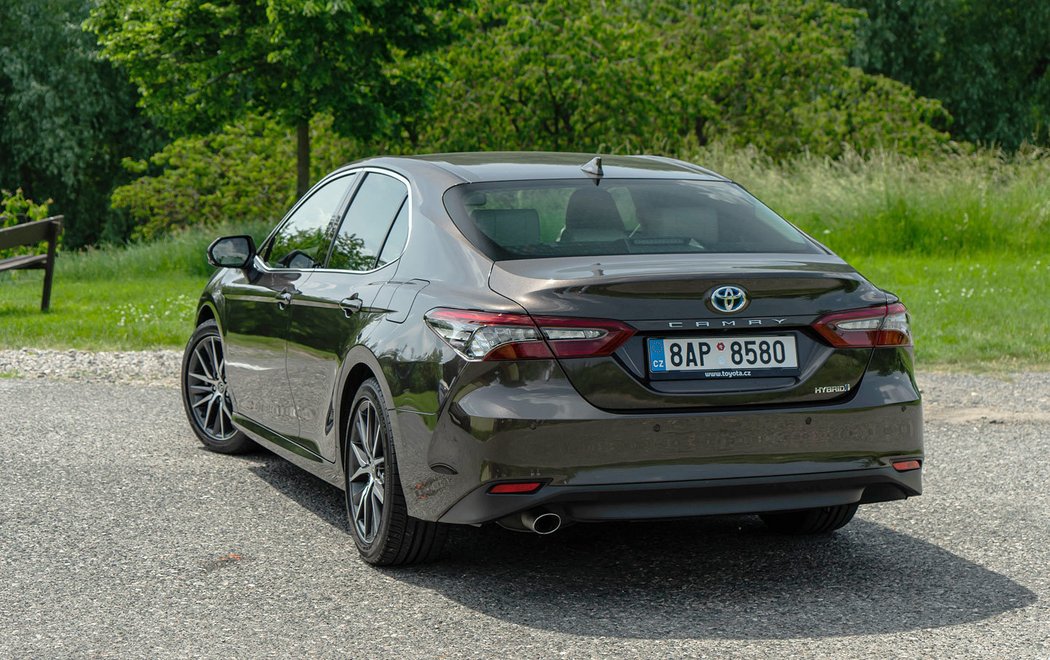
left=296, top=120, right=310, bottom=199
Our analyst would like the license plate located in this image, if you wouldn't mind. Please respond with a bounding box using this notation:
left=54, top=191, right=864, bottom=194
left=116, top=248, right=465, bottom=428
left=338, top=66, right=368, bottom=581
left=648, top=335, right=798, bottom=377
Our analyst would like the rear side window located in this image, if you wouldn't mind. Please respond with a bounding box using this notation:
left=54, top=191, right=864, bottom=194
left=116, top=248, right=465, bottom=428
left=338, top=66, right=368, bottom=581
left=443, top=179, right=820, bottom=260
left=328, top=172, right=408, bottom=271
left=376, top=202, right=409, bottom=268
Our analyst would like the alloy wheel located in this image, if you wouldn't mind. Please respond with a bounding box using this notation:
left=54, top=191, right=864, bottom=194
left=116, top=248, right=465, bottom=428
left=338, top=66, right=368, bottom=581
left=347, top=399, right=386, bottom=544
left=185, top=335, right=236, bottom=442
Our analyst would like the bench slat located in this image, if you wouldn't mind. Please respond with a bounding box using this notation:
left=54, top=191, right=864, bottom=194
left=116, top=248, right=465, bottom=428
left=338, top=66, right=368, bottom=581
left=0, top=253, right=48, bottom=271
left=0, top=219, right=57, bottom=250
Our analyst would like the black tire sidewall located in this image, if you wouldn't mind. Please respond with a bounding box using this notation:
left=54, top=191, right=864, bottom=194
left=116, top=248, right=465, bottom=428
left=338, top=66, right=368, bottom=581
left=344, top=379, right=399, bottom=563
left=180, top=319, right=250, bottom=453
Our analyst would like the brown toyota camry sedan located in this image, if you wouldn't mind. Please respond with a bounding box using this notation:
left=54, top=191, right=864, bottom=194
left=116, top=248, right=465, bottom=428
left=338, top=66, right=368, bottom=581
left=182, top=152, right=923, bottom=565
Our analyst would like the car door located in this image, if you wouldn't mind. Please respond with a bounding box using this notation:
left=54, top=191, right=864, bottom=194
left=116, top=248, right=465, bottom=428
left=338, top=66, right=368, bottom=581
left=223, top=172, right=357, bottom=444
left=285, top=170, right=410, bottom=461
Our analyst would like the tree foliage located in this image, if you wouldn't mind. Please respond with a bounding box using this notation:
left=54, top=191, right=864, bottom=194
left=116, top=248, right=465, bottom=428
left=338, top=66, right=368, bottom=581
left=417, top=0, right=950, bottom=159
left=661, top=0, right=951, bottom=157
left=417, top=2, right=666, bottom=152
left=87, top=0, right=460, bottom=195
left=111, top=114, right=357, bottom=240
left=1, top=188, right=51, bottom=227
left=845, top=0, right=1050, bottom=148
left=0, top=188, right=52, bottom=260
left=0, top=0, right=162, bottom=248
left=106, top=0, right=958, bottom=240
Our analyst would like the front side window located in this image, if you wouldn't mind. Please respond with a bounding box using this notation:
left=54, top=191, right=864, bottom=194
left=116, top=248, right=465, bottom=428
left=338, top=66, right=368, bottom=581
left=329, top=172, right=408, bottom=271
left=265, top=174, right=356, bottom=269
left=443, top=179, right=821, bottom=260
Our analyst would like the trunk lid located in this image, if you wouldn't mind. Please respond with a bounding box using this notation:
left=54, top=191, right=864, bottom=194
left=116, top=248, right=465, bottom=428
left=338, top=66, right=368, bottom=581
left=489, top=254, right=888, bottom=410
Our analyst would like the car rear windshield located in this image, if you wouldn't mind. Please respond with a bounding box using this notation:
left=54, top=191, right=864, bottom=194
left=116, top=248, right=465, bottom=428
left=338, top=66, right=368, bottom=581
left=443, top=179, right=822, bottom=260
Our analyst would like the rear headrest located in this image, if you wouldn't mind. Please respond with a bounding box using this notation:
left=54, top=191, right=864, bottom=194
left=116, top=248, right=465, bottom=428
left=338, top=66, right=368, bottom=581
left=644, top=207, right=719, bottom=245
left=564, top=188, right=625, bottom=232
left=473, top=208, right=541, bottom=246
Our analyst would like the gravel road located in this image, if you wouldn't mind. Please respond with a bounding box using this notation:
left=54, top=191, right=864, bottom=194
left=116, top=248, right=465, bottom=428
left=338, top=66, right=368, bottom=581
left=0, top=353, right=1048, bottom=658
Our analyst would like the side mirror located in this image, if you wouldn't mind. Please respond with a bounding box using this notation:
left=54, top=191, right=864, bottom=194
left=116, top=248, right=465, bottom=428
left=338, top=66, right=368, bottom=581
left=207, top=235, right=256, bottom=269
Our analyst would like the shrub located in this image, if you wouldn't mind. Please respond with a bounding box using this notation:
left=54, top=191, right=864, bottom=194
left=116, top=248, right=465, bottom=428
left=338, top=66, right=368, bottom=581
left=1, top=188, right=51, bottom=227
left=0, top=189, right=53, bottom=260
left=111, top=114, right=358, bottom=240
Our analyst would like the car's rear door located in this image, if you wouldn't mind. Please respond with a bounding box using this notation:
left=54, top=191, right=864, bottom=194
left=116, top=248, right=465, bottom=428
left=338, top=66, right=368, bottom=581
left=223, top=172, right=357, bottom=444
left=286, top=170, right=410, bottom=462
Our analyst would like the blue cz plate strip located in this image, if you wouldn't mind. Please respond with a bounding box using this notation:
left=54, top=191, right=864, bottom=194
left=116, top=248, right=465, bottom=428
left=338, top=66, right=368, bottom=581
left=648, top=338, right=667, bottom=373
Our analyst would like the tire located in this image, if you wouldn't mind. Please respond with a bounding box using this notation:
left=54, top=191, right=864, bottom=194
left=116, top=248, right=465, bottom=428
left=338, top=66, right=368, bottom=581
left=344, top=378, right=447, bottom=565
left=181, top=319, right=254, bottom=454
left=759, top=504, right=858, bottom=535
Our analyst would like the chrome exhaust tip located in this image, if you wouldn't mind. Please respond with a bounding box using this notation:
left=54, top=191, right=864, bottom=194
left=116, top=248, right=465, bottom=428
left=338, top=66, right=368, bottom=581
left=521, top=509, right=562, bottom=535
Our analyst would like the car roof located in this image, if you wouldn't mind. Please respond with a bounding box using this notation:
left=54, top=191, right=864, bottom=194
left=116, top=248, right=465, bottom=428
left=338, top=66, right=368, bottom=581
left=344, top=151, right=731, bottom=185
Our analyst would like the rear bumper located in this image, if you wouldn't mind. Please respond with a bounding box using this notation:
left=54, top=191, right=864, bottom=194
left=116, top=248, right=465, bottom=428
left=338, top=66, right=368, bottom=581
left=439, top=465, right=922, bottom=524
left=394, top=353, right=923, bottom=523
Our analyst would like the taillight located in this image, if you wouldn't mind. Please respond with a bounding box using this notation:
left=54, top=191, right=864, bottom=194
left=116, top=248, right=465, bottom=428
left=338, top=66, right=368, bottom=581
left=423, top=309, right=550, bottom=360
left=812, top=303, right=912, bottom=348
left=424, top=308, right=635, bottom=361
left=534, top=315, right=635, bottom=358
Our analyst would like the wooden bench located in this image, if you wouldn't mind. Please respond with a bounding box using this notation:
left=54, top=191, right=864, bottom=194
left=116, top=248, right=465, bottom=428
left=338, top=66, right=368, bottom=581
left=0, top=215, right=63, bottom=311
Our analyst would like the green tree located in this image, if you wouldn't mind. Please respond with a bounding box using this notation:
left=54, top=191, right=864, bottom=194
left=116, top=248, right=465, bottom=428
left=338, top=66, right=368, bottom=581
left=418, top=1, right=670, bottom=152
left=845, top=0, right=1050, bottom=148
left=659, top=0, right=950, bottom=157
left=87, top=0, right=459, bottom=198
left=111, top=114, right=357, bottom=240
left=0, top=0, right=162, bottom=247
left=418, top=0, right=950, bottom=159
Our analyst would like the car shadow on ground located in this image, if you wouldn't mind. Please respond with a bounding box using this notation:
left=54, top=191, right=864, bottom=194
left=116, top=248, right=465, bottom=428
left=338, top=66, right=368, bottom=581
left=240, top=449, right=349, bottom=531
left=248, top=450, right=1035, bottom=640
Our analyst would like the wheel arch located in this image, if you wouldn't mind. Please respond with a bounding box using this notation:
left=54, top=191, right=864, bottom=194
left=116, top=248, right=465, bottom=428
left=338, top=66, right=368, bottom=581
left=335, top=346, right=400, bottom=483
left=195, top=299, right=224, bottom=336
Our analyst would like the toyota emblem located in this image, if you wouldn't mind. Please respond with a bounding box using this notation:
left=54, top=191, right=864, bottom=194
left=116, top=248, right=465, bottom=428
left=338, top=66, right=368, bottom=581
left=709, top=285, right=749, bottom=314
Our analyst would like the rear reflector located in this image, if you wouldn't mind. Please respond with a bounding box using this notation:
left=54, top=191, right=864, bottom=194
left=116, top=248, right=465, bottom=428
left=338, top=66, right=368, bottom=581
left=892, top=460, right=922, bottom=472
left=488, top=482, right=543, bottom=494
left=812, top=303, right=912, bottom=348
left=425, top=308, right=634, bottom=361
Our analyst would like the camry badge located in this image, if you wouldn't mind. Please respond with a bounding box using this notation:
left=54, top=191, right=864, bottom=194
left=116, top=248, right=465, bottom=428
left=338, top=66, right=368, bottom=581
left=709, top=285, right=749, bottom=314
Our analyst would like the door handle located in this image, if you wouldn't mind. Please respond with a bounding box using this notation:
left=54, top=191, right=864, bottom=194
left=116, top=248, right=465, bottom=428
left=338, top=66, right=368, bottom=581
left=340, top=294, right=363, bottom=318
left=277, top=290, right=293, bottom=310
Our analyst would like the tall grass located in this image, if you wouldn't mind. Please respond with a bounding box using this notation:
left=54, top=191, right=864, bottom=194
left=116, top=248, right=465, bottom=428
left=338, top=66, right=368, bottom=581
left=685, top=144, right=1050, bottom=258
left=51, top=221, right=273, bottom=281
left=36, top=146, right=1050, bottom=283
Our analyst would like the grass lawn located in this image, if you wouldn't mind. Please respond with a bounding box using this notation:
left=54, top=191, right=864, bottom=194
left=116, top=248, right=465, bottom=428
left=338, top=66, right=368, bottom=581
left=0, top=274, right=205, bottom=350
left=1, top=253, right=1047, bottom=369
left=850, top=254, right=1050, bottom=369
